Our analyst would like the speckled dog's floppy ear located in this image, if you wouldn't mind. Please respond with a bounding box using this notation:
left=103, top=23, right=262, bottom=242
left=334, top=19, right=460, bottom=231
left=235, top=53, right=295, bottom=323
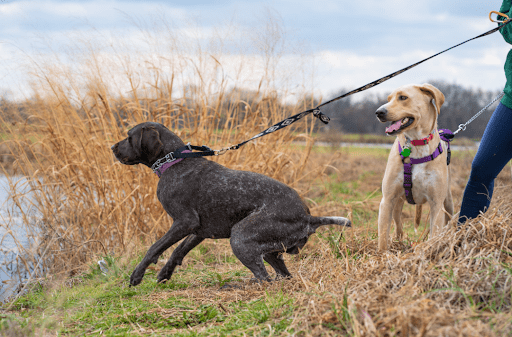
left=140, top=126, right=163, bottom=163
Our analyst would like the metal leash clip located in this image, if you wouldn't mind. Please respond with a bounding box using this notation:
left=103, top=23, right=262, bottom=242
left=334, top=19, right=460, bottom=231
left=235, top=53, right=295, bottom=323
left=454, top=124, right=467, bottom=135
left=215, top=145, right=238, bottom=156
left=215, top=148, right=229, bottom=156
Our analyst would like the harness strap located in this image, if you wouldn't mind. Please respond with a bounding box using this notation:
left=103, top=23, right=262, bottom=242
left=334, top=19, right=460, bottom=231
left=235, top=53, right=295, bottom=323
left=403, top=161, right=414, bottom=204
left=398, top=142, right=444, bottom=205
left=398, top=129, right=454, bottom=204
left=399, top=142, right=444, bottom=164
left=438, top=129, right=453, bottom=165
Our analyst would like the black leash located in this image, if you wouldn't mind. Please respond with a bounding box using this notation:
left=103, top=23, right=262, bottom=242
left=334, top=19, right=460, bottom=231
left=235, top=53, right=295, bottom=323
left=159, top=12, right=511, bottom=161
left=316, top=13, right=511, bottom=109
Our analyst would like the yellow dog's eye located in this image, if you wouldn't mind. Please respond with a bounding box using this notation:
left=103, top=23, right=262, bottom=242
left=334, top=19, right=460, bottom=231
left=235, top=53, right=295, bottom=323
left=399, top=95, right=408, bottom=101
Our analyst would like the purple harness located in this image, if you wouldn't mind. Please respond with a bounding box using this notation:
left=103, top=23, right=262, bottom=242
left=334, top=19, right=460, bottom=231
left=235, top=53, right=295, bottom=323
left=398, top=129, right=453, bottom=205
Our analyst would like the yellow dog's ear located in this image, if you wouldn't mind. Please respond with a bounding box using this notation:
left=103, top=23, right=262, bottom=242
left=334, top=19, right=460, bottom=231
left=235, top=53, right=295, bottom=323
left=419, top=83, right=445, bottom=114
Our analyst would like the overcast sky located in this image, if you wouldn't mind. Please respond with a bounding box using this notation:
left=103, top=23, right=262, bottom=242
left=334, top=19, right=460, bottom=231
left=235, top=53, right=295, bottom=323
left=0, top=0, right=508, bottom=101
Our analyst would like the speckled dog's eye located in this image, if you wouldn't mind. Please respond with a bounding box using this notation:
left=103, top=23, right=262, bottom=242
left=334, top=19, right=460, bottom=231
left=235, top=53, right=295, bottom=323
left=399, top=95, right=408, bottom=101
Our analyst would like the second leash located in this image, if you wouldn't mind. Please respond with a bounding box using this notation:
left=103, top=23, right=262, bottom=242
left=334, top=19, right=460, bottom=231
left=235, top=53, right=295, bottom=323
left=453, top=91, right=504, bottom=135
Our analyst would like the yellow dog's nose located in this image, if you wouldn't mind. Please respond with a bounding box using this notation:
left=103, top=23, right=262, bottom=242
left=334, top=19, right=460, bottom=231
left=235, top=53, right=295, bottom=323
left=375, top=106, right=387, bottom=119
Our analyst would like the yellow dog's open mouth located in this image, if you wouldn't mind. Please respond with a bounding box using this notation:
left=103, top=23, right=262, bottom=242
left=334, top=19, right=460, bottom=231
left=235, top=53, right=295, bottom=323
left=385, top=117, right=414, bottom=135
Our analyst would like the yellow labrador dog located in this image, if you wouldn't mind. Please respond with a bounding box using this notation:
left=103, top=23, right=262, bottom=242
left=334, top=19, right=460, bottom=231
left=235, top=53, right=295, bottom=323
left=375, top=83, right=453, bottom=250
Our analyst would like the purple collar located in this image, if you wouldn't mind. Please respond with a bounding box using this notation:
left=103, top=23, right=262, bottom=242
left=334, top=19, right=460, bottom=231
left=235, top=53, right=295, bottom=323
left=398, top=129, right=453, bottom=205
left=154, top=150, right=190, bottom=177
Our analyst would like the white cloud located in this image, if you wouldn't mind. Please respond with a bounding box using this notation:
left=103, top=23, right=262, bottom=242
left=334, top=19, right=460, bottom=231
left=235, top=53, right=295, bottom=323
left=0, top=2, right=22, bottom=15
left=313, top=46, right=507, bottom=100
left=0, top=0, right=509, bottom=102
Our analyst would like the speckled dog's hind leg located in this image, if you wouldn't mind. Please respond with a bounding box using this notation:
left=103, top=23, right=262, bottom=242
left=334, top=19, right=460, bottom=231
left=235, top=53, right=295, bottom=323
left=230, top=219, right=272, bottom=282
left=263, top=252, right=291, bottom=279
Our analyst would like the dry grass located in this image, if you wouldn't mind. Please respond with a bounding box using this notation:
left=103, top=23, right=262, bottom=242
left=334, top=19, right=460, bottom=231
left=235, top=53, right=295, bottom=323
left=1, top=15, right=512, bottom=336
left=124, top=177, right=512, bottom=336
left=0, top=15, right=320, bottom=295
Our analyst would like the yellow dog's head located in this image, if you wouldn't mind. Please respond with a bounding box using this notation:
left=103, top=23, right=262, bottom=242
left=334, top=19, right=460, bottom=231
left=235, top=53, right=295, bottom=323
left=375, top=83, right=445, bottom=138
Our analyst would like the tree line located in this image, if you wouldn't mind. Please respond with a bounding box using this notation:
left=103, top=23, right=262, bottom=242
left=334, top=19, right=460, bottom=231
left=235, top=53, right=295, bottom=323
left=0, top=80, right=503, bottom=140
left=319, top=80, right=503, bottom=139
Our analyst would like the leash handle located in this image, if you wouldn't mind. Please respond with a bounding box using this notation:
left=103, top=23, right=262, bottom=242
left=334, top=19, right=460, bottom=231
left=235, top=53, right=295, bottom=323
left=490, top=11, right=510, bottom=23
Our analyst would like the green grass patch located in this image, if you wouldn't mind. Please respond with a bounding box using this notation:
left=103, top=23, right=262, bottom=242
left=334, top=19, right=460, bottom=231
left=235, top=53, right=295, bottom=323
left=2, top=255, right=297, bottom=336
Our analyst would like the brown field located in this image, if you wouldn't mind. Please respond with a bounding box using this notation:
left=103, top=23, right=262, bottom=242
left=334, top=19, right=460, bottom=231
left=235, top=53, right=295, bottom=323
left=1, top=17, right=512, bottom=336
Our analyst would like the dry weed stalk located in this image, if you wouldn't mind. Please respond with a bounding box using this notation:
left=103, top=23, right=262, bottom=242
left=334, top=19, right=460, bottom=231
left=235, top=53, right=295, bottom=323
left=0, top=16, right=321, bottom=282
left=282, top=197, right=512, bottom=336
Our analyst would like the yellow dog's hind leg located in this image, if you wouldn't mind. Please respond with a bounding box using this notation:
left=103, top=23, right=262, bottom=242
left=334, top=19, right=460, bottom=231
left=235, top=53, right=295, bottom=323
left=444, top=192, right=454, bottom=224
left=414, top=204, right=423, bottom=234
left=392, top=196, right=406, bottom=240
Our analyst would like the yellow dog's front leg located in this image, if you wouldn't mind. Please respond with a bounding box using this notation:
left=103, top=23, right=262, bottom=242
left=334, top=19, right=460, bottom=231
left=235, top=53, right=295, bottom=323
left=378, top=196, right=396, bottom=251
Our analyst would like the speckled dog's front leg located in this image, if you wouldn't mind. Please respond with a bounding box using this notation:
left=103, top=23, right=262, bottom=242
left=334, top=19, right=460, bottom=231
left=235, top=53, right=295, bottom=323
left=130, top=219, right=196, bottom=286
left=157, top=234, right=204, bottom=284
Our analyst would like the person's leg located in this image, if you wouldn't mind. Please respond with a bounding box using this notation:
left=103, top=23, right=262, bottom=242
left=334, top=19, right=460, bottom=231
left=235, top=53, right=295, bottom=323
left=459, top=102, right=512, bottom=223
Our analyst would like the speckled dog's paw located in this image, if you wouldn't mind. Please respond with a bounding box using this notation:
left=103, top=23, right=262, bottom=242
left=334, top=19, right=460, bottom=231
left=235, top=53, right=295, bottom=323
left=156, top=268, right=172, bottom=284
left=129, top=268, right=145, bottom=286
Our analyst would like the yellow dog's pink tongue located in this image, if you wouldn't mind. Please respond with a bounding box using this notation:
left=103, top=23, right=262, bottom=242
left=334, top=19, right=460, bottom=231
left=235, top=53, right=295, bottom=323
left=385, top=120, right=401, bottom=134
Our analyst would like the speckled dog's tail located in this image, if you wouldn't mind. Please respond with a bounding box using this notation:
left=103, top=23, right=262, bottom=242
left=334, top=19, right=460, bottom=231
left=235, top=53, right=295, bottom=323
left=309, top=216, right=351, bottom=231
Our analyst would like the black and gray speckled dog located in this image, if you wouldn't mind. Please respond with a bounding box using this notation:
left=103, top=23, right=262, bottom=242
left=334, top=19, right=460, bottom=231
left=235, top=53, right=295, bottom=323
left=111, top=122, right=351, bottom=286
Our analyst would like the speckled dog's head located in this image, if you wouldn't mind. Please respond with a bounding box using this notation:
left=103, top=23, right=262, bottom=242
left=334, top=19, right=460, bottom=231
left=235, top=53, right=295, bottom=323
left=375, top=83, right=445, bottom=139
left=111, top=122, right=185, bottom=167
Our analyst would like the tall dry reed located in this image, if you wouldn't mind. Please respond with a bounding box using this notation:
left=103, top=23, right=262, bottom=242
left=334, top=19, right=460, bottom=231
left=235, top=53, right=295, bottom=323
left=0, top=15, right=323, bottom=283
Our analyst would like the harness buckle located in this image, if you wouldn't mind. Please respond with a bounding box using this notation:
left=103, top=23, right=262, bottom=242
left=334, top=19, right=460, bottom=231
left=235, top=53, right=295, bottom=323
left=165, top=152, right=175, bottom=161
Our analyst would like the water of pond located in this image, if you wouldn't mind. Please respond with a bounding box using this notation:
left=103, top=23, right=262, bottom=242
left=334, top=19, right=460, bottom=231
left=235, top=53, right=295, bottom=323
left=0, top=176, right=37, bottom=302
